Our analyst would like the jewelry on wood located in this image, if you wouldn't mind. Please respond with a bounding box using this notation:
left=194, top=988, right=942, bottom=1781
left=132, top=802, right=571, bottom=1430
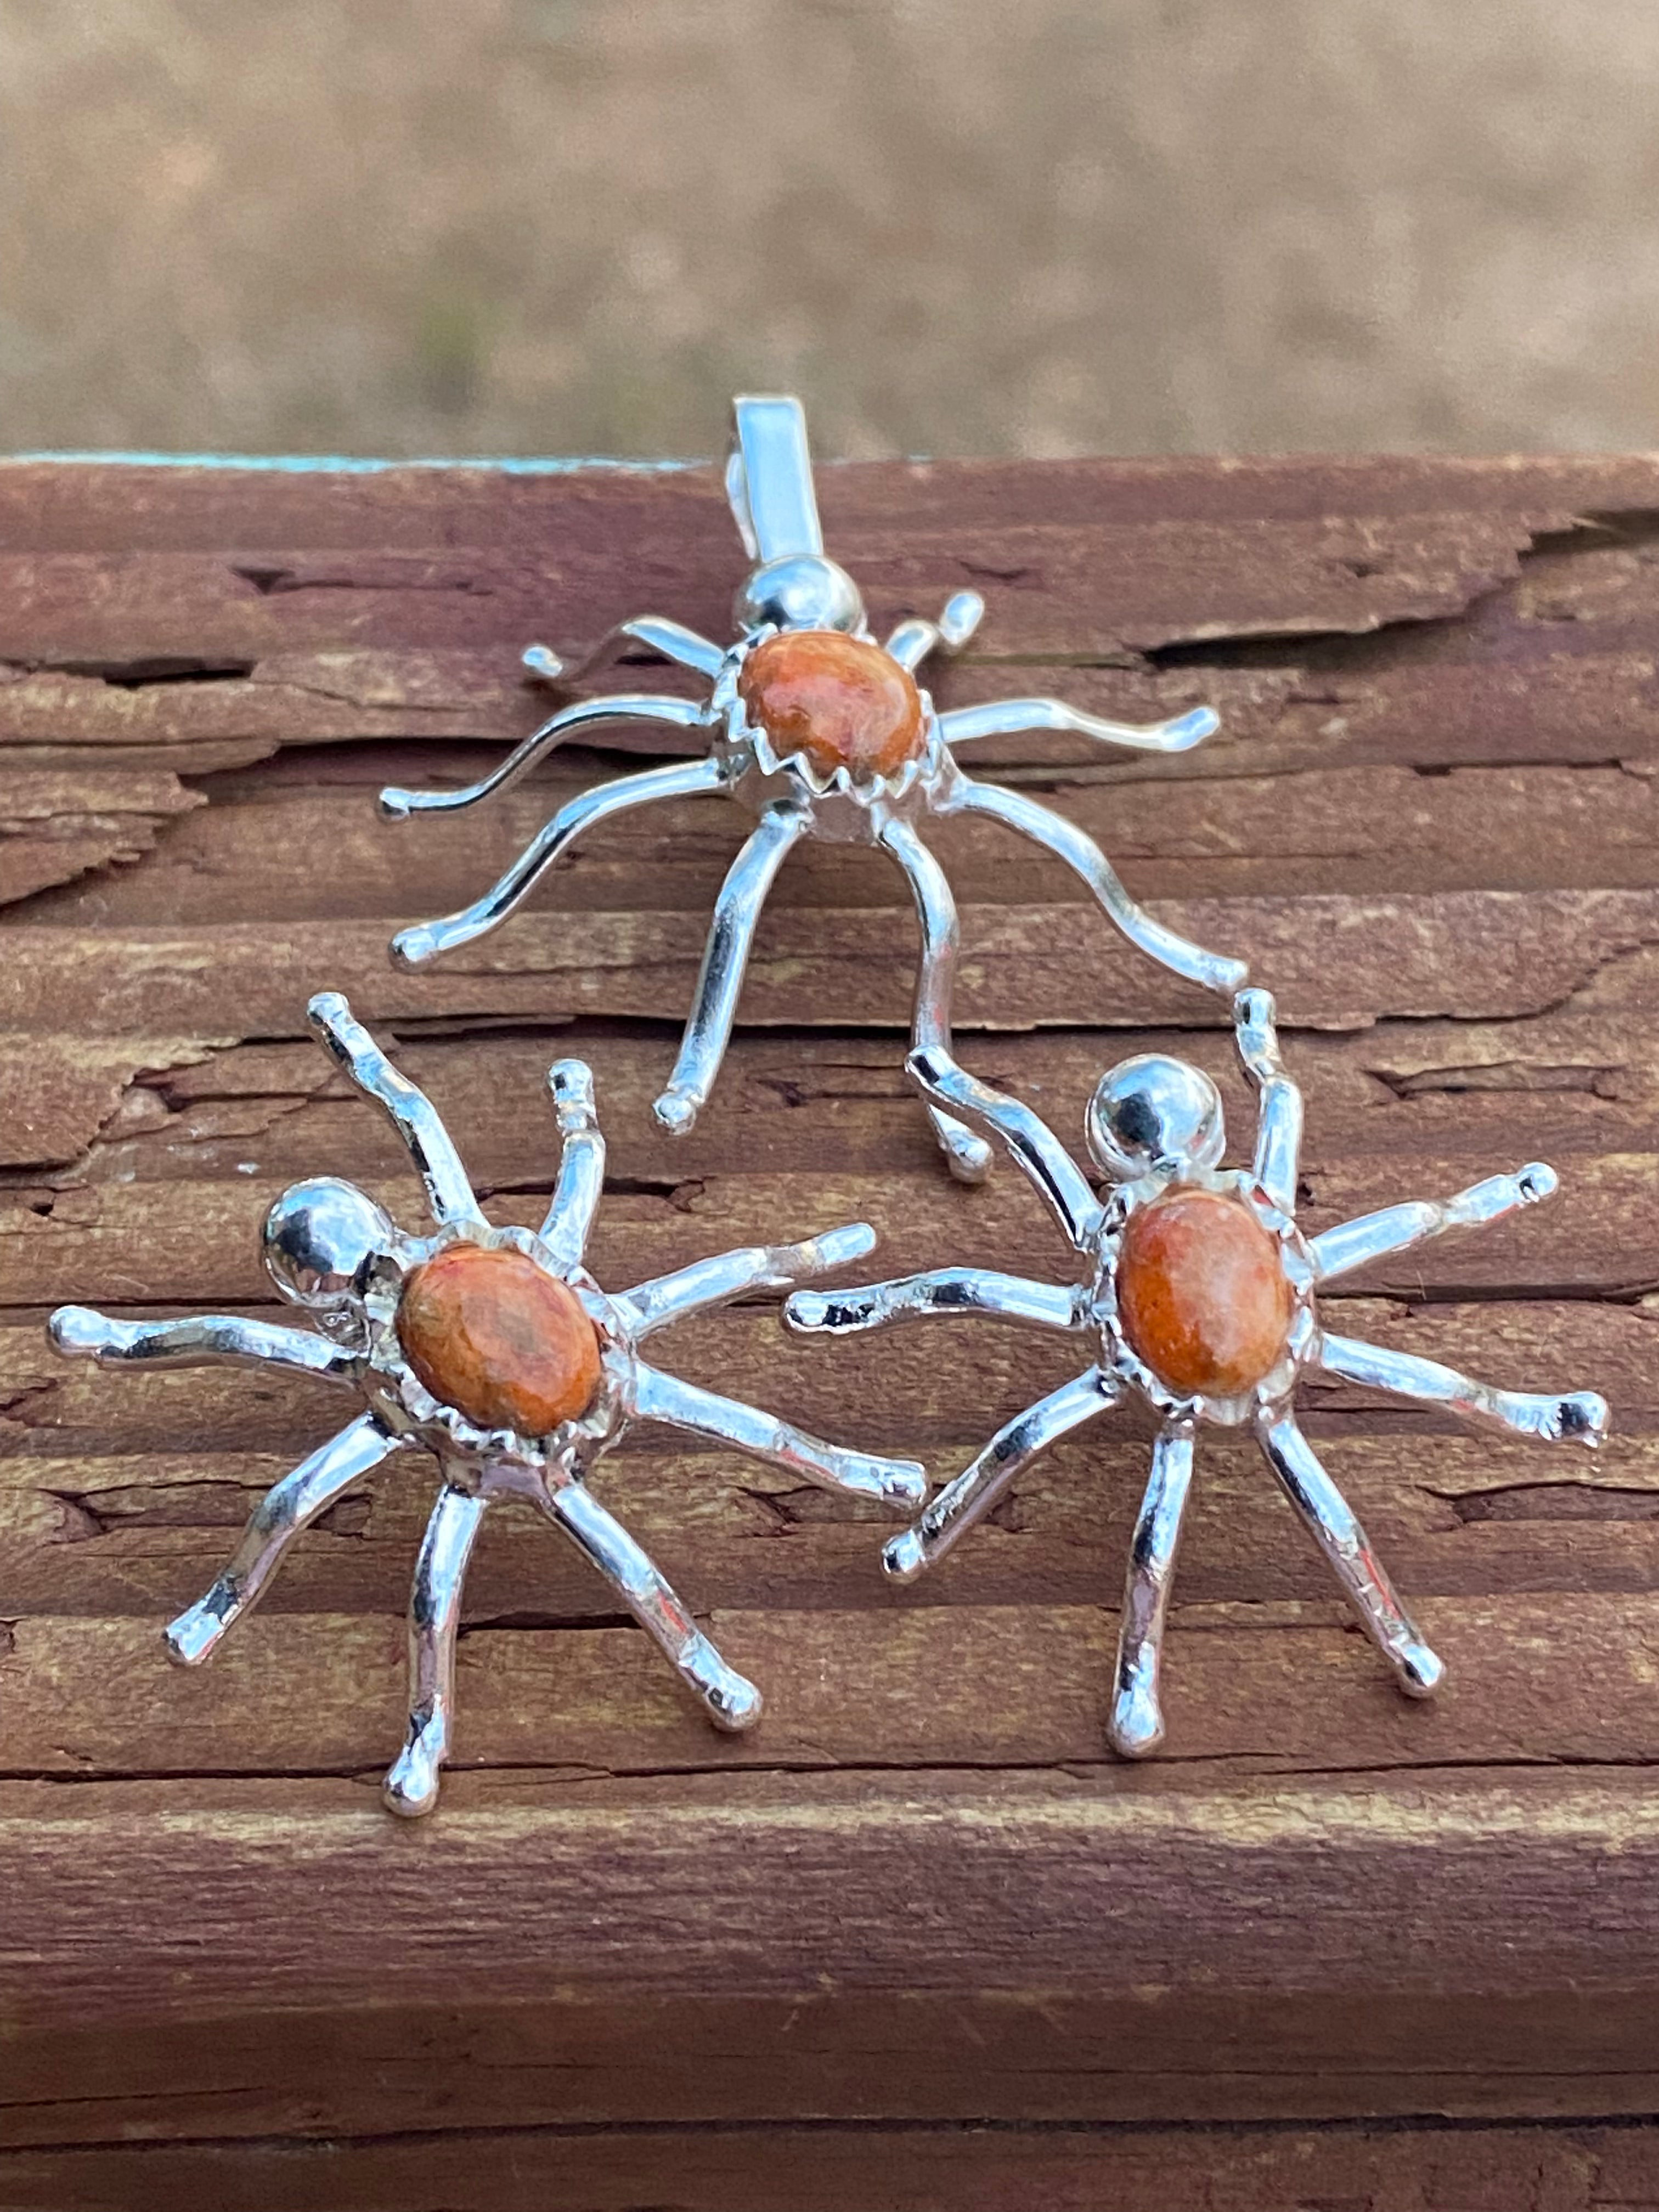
left=381, top=394, right=1244, bottom=1182
left=786, top=989, right=1610, bottom=1756
left=47, top=993, right=924, bottom=1816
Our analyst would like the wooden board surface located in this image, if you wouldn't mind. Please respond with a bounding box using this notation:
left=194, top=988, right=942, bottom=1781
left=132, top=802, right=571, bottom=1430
left=2, top=451, right=1657, bottom=2209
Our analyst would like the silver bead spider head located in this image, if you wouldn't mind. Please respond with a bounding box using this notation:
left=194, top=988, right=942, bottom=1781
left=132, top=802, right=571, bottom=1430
left=262, top=1176, right=394, bottom=1311
left=787, top=992, right=1610, bottom=1760
left=48, top=991, right=924, bottom=1819
left=381, top=393, right=1245, bottom=1183
left=733, top=550, right=865, bottom=636
left=1085, top=1053, right=1227, bottom=1184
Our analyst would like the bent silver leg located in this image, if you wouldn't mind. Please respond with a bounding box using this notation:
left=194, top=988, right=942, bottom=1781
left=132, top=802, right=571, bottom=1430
left=540, top=1059, right=606, bottom=1266
left=786, top=1267, right=1080, bottom=1339
left=653, top=802, right=810, bottom=1137
left=1310, top=1164, right=1559, bottom=1285
left=391, top=755, right=729, bottom=969
left=379, top=693, right=710, bottom=819
left=1256, top=1409, right=1443, bottom=1696
left=1234, top=989, right=1302, bottom=1212
left=907, top=1045, right=1103, bottom=1248
left=383, top=1481, right=489, bottom=1819
left=879, top=817, right=991, bottom=1183
left=939, top=696, right=1218, bottom=753
left=884, top=590, right=985, bottom=670
left=611, top=618, right=726, bottom=678
left=545, top=1478, right=761, bottom=1730
left=307, top=991, right=478, bottom=1225
left=616, top=1222, right=877, bottom=1339
left=1316, top=1332, right=1609, bottom=1448
left=1109, top=1424, right=1195, bottom=1759
left=883, top=1367, right=1116, bottom=1583
left=48, top=1307, right=357, bottom=1383
left=523, top=615, right=726, bottom=684
left=630, top=1365, right=927, bottom=1510
left=951, top=778, right=1248, bottom=995
left=165, top=1413, right=406, bottom=1666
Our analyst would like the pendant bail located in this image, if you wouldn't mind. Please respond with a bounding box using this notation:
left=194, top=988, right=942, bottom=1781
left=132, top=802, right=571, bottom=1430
left=726, top=395, right=825, bottom=564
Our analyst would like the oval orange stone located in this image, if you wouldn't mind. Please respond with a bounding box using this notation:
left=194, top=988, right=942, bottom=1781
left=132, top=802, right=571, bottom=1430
left=397, top=1244, right=601, bottom=1435
left=738, top=629, right=924, bottom=780
left=1115, top=1186, right=1293, bottom=1398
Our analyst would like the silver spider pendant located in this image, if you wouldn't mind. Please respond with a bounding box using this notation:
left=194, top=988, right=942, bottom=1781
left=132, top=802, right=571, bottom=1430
left=47, top=994, right=924, bottom=1816
left=381, top=394, right=1246, bottom=1183
left=787, top=992, right=1610, bottom=1755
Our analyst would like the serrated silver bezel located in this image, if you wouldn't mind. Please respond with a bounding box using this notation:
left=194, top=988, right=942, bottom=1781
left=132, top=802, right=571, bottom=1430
left=359, top=1216, right=633, bottom=1477
left=1088, top=1167, right=1317, bottom=1430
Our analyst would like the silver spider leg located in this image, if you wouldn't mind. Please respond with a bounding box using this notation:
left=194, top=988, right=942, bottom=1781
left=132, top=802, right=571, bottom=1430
left=786, top=1267, right=1080, bottom=1338
left=945, top=777, right=1248, bottom=995
left=630, top=1365, right=927, bottom=1509
left=1234, top=989, right=1302, bottom=1211
left=654, top=800, right=810, bottom=1136
left=540, top=1060, right=606, bottom=1267
left=614, top=1222, right=878, bottom=1338
left=1310, top=1164, right=1559, bottom=1284
left=307, top=990, right=478, bottom=1225
left=908, top=1044, right=1104, bottom=1246
left=941, top=698, right=1218, bottom=753
left=879, top=818, right=992, bottom=1183
left=391, top=755, right=729, bottom=970
left=384, top=1479, right=489, bottom=1818
left=379, top=693, right=712, bottom=820
left=1109, top=1423, right=1196, bottom=1758
left=48, top=1307, right=357, bottom=1381
left=544, top=1477, right=761, bottom=1728
left=166, top=1413, right=409, bottom=1665
left=522, top=614, right=726, bottom=685
left=1255, top=1409, right=1442, bottom=1696
left=1317, top=1333, right=1609, bottom=1448
left=884, top=1368, right=1119, bottom=1582
left=884, top=589, right=985, bottom=672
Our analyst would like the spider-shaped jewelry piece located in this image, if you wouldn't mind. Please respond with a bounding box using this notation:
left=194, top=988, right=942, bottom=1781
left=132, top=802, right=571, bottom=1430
left=380, top=394, right=1246, bottom=1183
left=787, top=992, right=1610, bottom=1754
left=47, top=993, right=925, bottom=1816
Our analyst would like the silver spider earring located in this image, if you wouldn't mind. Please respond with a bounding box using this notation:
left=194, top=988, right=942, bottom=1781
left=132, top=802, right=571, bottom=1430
left=380, top=394, right=1245, bottom=1182
left=47, top=994, right=924, bottom=1817
left=787, top=991, right=1609, bottom=1756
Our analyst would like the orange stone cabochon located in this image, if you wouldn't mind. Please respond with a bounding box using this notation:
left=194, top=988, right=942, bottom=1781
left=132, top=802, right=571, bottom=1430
left=1115, top=1186, right=1294, bottom=1398
left=738, top=629, right=925, bottom=780
left=397, top=1243, right=602, bottom=1436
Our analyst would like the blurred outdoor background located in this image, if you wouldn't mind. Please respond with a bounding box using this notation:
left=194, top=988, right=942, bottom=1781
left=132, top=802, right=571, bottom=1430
left=5, top=0, right=1659, bottom=461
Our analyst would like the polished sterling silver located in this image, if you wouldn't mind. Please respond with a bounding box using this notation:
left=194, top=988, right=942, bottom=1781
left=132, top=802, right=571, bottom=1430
left=787, top=991, right=1610, bottom=1755
left=47, top=993, right=924, bottom=1816
left=381, top=393, right=1245, bottom=1182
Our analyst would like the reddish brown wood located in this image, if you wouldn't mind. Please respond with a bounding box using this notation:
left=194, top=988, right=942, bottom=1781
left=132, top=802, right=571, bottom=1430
left=1, top=451, right=1656, bottom=2208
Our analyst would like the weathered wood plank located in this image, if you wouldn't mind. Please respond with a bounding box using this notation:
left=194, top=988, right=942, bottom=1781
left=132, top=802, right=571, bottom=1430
left=14, top=1009, right=1650, bottom=1173
left=2, top=2116, right=1654, bottom=2212
left=3, top=1588, right=1657, bottom=1781
left=18, top=758, right=1659, bottom=932
left=5, top=1989, right=1659, bottom=2150
left=3, top=885, right=1657, bottom=1053
left=4, top=1768, right=1659, bottom=2030
left=0, top=514, right=1551, bottom=662
left=5, top=1428, right=1657, bottom=1623
left=1, top=452, right=1655, bottom=2176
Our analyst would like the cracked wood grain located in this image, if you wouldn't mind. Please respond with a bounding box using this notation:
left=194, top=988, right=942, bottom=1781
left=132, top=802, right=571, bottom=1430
left=2, top=888, right=1658, bottom=1069
left=2, top=2118, right=1654, bottom=2212
left=1, top=453, right=1656, bottom=2197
